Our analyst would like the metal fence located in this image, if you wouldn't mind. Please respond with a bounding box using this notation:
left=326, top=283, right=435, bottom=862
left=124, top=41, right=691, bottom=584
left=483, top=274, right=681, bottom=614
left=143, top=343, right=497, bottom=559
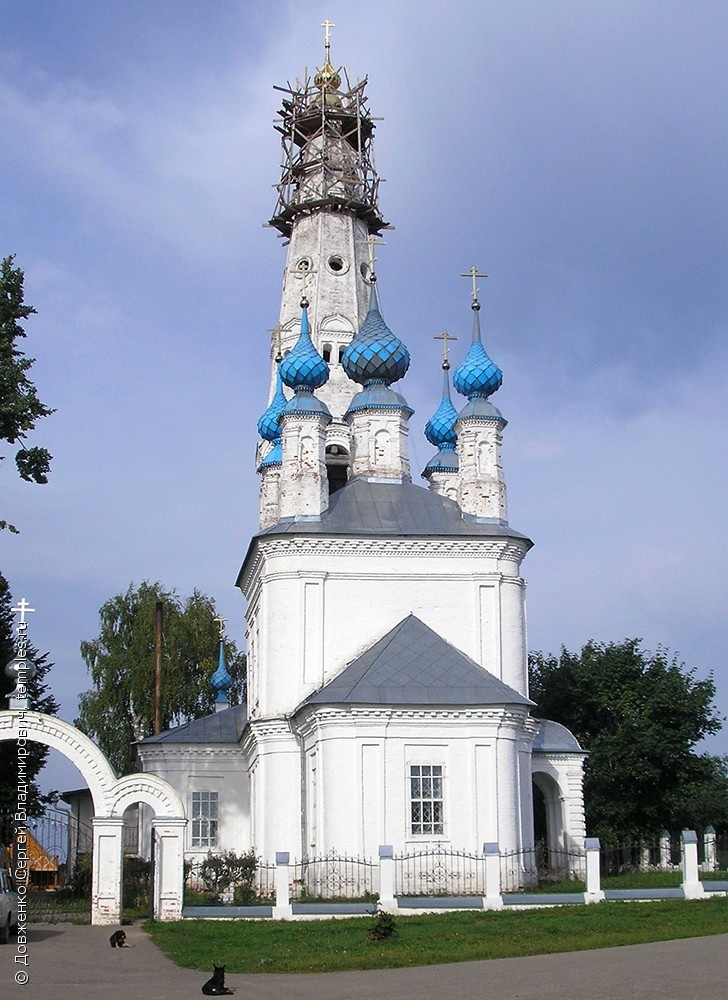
left=499, top=844, right=586, bottom=891
left=184, top=853, right=275, bottom=904
left=290, top=852, right=378, bottom=901
left=394, top=846, right=487, bottom=897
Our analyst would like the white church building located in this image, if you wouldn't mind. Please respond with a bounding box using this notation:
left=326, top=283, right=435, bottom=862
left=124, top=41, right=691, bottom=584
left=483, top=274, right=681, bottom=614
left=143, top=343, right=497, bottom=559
left=137, top=37, right=586, bottom=878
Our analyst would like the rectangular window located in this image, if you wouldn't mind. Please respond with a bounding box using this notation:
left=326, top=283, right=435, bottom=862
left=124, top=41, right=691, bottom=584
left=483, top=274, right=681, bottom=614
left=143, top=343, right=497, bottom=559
left=409, top=764, right=444, bottom=836
left=190, top=791, right=219, bottom=849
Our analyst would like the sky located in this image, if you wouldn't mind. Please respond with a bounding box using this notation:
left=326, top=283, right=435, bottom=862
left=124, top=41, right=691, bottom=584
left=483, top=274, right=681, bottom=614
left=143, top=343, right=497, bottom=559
left=2, top=1, right=727, bottom=793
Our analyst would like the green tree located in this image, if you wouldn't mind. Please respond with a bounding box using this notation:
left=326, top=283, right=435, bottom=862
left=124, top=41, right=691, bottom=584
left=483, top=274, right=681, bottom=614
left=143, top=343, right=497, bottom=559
left=529, top=638, right=728, bottom=841
left=0, top=572, right=59, bottom=820
left=0, top=255, right=54, bottom=532
left=76, top=581, right=246, bottom=775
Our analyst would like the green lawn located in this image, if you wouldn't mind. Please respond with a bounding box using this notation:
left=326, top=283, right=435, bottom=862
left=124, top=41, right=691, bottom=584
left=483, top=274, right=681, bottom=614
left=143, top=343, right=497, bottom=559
left=145, top=896, right=728, bottom=975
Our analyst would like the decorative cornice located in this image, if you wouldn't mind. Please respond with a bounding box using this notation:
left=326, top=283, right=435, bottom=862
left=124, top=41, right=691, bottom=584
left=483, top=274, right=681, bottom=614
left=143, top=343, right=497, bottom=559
left=293, top=705, right=531, bottom=736
left=532, top=750, right=588, bottom=762
left=138, top=745, right=243, bottom=761
left=240, top=535, right=529, bottom=594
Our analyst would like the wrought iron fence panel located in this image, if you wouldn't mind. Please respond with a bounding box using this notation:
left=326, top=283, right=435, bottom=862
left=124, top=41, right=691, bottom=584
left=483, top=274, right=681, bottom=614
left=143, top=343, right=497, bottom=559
left=500, top=847, right=537, bottom=892
left=501, top=843, right=585, bottom=891
left=715, top=834, right=728, bottom=870
left=255, top=861, right=276, bottom=901
left=184, top=852, right=273, bottom=904
left=394, top=846, right=487, bottom=897
left=600, top=840, right=666, bottom=878
left=1, top=807, right=95, bottom=922
left=291, top=852, right=378, bottom=901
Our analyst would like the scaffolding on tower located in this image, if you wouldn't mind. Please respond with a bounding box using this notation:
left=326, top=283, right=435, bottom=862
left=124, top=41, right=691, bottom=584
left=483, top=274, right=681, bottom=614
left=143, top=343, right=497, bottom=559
left=269, top=66, right=389, bottom=239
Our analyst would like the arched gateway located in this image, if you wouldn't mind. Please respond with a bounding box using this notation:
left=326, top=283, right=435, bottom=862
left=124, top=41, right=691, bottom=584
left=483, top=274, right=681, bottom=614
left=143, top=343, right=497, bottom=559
left=0, top=709, right=186, bottom=924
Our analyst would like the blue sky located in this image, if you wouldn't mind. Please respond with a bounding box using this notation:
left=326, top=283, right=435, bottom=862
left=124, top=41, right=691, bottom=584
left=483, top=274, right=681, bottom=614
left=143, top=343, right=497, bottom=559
left=2, top=1, right=728, bottom=791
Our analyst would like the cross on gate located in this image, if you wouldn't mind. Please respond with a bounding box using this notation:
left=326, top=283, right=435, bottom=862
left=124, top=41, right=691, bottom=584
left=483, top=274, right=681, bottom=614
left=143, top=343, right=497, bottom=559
left=12, top=598, right=36, bottom=624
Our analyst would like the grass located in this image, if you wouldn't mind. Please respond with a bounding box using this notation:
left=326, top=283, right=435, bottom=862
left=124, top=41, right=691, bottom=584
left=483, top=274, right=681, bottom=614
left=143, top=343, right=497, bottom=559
left=145, top=896, right=728, bottom=975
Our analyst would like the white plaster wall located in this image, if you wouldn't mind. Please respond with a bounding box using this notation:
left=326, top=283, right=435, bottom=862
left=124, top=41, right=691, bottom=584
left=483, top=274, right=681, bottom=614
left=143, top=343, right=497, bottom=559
left=243, top=536, right=530, bottom=718
left=532, top=753, right=587, bottom=852
left=294, top=708, right=533, bottom=859
left=243, top=720, right=302, bottom=857
left=279, top=412, right=329, bottom=519
left=137, top=746, right=250, bottom=859
left=347, top=408, right=412, bottom=481
left=456, top=420, right=508, bottom=520
left=272, top=210, right=371, bottom=422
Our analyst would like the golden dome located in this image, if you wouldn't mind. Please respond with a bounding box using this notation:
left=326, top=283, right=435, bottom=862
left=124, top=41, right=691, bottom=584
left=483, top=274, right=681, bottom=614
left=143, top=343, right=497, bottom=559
left=314, top=56, right=341, bottom=91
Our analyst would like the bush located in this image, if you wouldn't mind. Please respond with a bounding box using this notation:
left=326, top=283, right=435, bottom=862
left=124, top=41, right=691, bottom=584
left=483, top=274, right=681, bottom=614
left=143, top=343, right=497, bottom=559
left=123, top=855, right=152, bottom=910
left=368, top=907, right=396, bottom=941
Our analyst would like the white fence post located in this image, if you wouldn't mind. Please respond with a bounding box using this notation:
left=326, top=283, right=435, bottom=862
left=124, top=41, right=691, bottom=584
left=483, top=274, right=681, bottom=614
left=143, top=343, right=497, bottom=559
left=378, top=845, right=396, bottom=912
left=584, top=837, right=604, bottom=903
left=703, top=826, right=717, bottom=872
left=659, top=830, right=671, bottom=870
left=273, top=851, right=293, bottom=918
left=681, top=830, right=706, bottom=898
left=483, top=842, right=503, bottom=910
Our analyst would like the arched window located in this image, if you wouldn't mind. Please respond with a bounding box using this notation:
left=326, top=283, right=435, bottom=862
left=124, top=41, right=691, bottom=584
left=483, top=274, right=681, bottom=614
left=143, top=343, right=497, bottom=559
left=325, top=444, right=349, bottom=494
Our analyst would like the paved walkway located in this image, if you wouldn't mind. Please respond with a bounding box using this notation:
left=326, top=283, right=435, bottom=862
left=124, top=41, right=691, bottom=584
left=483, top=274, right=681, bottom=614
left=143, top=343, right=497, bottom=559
left=2, top=923, right=727, bottom=999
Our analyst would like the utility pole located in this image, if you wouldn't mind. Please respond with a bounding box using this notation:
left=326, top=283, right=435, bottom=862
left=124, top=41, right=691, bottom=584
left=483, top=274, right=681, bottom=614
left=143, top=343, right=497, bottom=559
left=154, top=600, right=163, bottom=734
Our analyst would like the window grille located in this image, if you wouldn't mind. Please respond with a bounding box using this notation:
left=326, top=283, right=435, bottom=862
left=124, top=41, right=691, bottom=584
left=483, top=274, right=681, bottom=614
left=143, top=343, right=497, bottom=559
left=190, top=791, right=219, bottom=848
left=409, top=764, right=444, bottom=836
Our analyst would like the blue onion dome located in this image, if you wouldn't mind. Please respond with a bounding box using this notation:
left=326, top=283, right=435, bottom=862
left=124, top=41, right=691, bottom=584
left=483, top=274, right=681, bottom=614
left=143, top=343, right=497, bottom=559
left=211, top=641, right=232, bottom=697
left=258, top=439, right=282, bottom=470
left=341, top=283, right=410, bottom=386
left=345, top=381, right=414, bottom=418
left=424, top=445, right=459, bottom=474
left=452, top=300, right=502, bottom=399
left=279, top=299, right=329, bottom=392
left=425, top=367, right=458, bottom=448
left=257, top=367, right=287, bottom=442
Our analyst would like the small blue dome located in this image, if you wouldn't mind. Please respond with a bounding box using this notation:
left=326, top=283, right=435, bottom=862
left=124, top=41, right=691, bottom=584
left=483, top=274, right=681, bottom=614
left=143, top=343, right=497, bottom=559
left=345, top=381, right=413, bottom=418
left=257, top=368, right=287, bottom=442
left=457, top=396, right=506, bottom=424
left=211, top=641, right=232, bottom=695
left=279, top=303, right=329, bottom=391
left=342, top=284, right=410, bottom=386
left=283, top=387, right=332, bottom=420
left=258, top=439, right=282, bottom=469
left=453, top=305, right=502, bottom=400
left=424, top=444, right=459, bottom=474
left=425, top=368, right=458, bottom=448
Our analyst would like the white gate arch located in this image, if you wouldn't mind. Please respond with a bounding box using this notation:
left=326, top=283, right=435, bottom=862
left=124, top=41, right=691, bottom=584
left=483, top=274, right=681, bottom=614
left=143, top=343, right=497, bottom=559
left=0, top=709, right=186, bottom=924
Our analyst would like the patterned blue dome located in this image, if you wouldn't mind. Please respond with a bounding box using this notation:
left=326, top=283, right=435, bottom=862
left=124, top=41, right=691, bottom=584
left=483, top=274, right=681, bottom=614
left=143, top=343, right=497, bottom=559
left=283, top=388, right=331, bottom=420
left=342, top=284, right=410, bottom=386
left=211, top=641, right=232, bottom=695
left=424, top=444, right=459, bottom=474
left=453, top=305, right=502, bottom=399
left=258, top=439, right=282, bottom=469
left=257, top=368, right=287, bottom=442
left=279, top=302, right=329, bottom=391
left=345, top=382, right=413, bottom=418
left=425, top=368, right=458, bottom=448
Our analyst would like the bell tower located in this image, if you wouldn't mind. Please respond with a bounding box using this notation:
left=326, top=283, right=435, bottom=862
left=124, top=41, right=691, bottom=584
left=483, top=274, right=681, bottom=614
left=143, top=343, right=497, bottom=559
left=265, top=21, right=389, bottom=458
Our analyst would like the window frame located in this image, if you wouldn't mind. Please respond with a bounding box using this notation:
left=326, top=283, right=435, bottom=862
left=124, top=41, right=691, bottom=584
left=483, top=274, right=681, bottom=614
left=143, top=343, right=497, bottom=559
left=190, top=790, right=219, bottom=850
left=408, top=763, right=445, bottom=838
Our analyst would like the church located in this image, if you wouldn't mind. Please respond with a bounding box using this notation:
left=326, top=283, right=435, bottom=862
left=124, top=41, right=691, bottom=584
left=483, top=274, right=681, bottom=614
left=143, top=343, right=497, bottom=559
left=137, top=34, right=586, bottom=880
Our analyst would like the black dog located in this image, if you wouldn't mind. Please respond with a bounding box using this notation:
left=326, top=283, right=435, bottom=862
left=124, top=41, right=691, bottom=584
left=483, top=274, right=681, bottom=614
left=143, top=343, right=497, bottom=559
left=201, top=963, right=235, bottom=995
left=109, top=929, right=131, bottom=948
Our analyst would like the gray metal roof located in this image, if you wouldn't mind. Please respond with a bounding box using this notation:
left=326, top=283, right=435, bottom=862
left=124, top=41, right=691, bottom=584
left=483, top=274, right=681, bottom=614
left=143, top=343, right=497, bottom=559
left=532, top=719, right=584, bottom=752
left=258, top=478, right=532, bottom=540
left=297, top=615, right=533, bottom=709
left=137, top=703, right=248, bottom=746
